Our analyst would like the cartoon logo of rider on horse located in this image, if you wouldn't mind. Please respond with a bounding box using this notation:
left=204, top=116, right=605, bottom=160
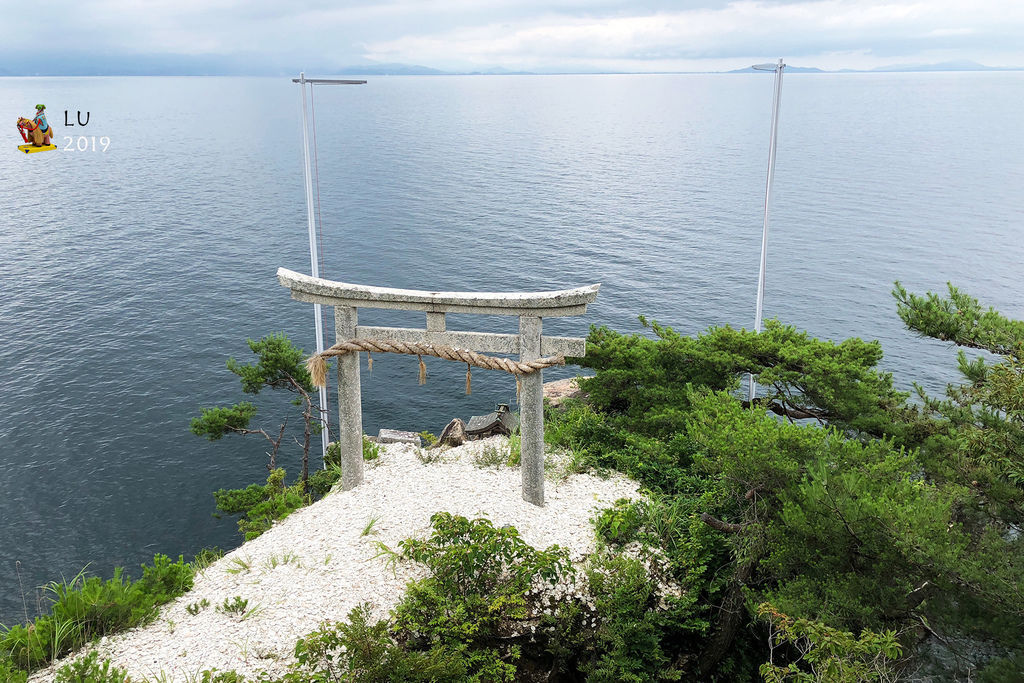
left=17, top=104, right=57, bottom=154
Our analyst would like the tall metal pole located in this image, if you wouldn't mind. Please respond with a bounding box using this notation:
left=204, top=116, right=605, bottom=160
left=749, top=58, right=785, bottom=403
left=297, top=72, right=332, bottom=464
left=294, top=74, right=366, bottom=465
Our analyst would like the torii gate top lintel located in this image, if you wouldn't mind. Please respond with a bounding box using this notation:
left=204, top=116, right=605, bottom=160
left=277, top=267, right=600, bottom=317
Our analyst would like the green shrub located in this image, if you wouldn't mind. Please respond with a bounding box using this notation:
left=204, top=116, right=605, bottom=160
left=326, top=437, right=380, bottom=466
left=538, top=599, right=599, bottom=679
left=0, top=556, right=193, bottom=674
left=267, top=515, right=573, bottom=682
left=582, top=553, right=681, bottom=682
left=54, top=651, right=132, bottom=682
left=362, top=437, right=380, bottom=461
left=392, top=513, right=571, bottom=681
left=554, top=315, right=1024, bottom=679
left=219, top=596, right=249, bottom=616
left=398, top=513, right=569, bottom=612
left=138, top=553, right=195, bottom=599
left=324, top=440, right=341, bottom=468
left=191, top=546, right=225, bottom=571
left=213, top=468, right=308, bottom=540
left=757, top=603, right=901, bottom=683
left=186, top=598, right=210, bottom=616
left=312, top=440, right=374, bottom=495
left=594, top=498, right=643, bottom=546
left=506, top=434, right=521, bottom=466
left=0, top=656, right=28, bottom=683
left=418, top=431, right=438, bottom=448
left=307, top=466, right=341, bottom=496
left=270, top=604, right=468, bottom=682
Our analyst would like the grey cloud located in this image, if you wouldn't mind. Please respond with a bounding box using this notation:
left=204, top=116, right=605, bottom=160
left=3, top=0, right=1022, bottom=74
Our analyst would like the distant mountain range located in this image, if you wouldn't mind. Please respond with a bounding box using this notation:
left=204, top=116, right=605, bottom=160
left=0, top=55, right=531, bottom=77
left=841, top=60, right=1020, bottom=73
left=0, top=56, right=1019, bottom=78
left=729, top=60, right=1020, bottom=74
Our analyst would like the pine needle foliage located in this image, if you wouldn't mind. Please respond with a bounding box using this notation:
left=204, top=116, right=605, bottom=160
left=895, top=281, right=1024, bottom=488
left=548, top=297, right=1024, bottom=679
left=212, top=468, right=308, bottom=540
left=192, top=333, right=322, bottom=491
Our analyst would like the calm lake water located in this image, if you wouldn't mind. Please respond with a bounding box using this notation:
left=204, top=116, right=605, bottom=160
left=1, top=72, right=1022, bottom=621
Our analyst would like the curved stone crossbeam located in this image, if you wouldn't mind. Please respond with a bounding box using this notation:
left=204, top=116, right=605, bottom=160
left=277, top=267, right=600, bottom=317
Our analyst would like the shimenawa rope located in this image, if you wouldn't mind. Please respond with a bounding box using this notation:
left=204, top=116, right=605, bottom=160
left=306, top=338, right=564, bottom=391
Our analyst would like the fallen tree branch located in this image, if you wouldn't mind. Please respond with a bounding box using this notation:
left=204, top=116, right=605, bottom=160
left=700, top=513, right=747, bottom=534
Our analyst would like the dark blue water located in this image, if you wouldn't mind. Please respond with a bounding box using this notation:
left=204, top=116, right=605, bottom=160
left=1, top=73, right=1022, bottom=622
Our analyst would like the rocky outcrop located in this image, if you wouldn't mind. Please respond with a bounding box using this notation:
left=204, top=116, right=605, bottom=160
left=542, top=377, right=587, bottom=407
left=436, top=417, right=469, bottom=447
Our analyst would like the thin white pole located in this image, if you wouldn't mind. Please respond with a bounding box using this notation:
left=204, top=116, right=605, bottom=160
left=749, top=58, right=785, bottom=403
left=298, top=72, right=332, bottom=464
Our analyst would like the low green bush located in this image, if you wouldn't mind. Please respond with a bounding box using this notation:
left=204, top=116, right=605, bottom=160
left=506, top=433, right=521, bottom=466
left=219, top=595, right=249, bottom=616
left=267, top=603, right=467, bottom=682
left=213, top=468, right=308, bottom=540
left=582, top=553, right=682, bottom=682
left=307, top=466, right=341, bottom=497
left=186, top=598, right=210, bottom=615
left=328, top=437, right=381, bottom=465
left=309, top=437, right=381, bottom=497
left=314, top=437, right=377, bottom=496
left=191, top=546, right=226, bottom=571
left=0, top=555, right=193, bottom=674
left=392, top=513, right=571, bottom=681
left=54, top=650, right=132, bottom=683
left=0, top=656, right=28, bottom=683
left=757, top=603, right=902, bottom=683
left=362, top=437, right=380, bottom=461
left=255, top=514, right=573, bottom=682
left=593, top=498, right=643, bottom=546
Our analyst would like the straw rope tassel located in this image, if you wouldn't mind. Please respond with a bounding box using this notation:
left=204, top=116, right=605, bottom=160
left=465, top=364, right=472, bottom=395
left=418, top=355, right=427, bottom=385
left=367, top=351, right=373, bottom=373
left=307, top=353, right=328, bottom=389
left=516, top=377, right=521, bottom=402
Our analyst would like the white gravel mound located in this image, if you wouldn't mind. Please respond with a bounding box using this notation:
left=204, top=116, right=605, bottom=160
left=31, top=437, right=639, bottom=682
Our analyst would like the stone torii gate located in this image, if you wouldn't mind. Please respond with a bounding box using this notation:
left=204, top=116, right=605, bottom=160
left=277, top=267, right=600, bottom=506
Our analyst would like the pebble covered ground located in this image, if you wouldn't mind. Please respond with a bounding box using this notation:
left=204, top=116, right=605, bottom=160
left=30, top=437, right=640, bottom=682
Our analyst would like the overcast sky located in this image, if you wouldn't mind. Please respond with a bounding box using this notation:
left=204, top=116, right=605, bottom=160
left=4, top=0, right=1023, bottom=73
